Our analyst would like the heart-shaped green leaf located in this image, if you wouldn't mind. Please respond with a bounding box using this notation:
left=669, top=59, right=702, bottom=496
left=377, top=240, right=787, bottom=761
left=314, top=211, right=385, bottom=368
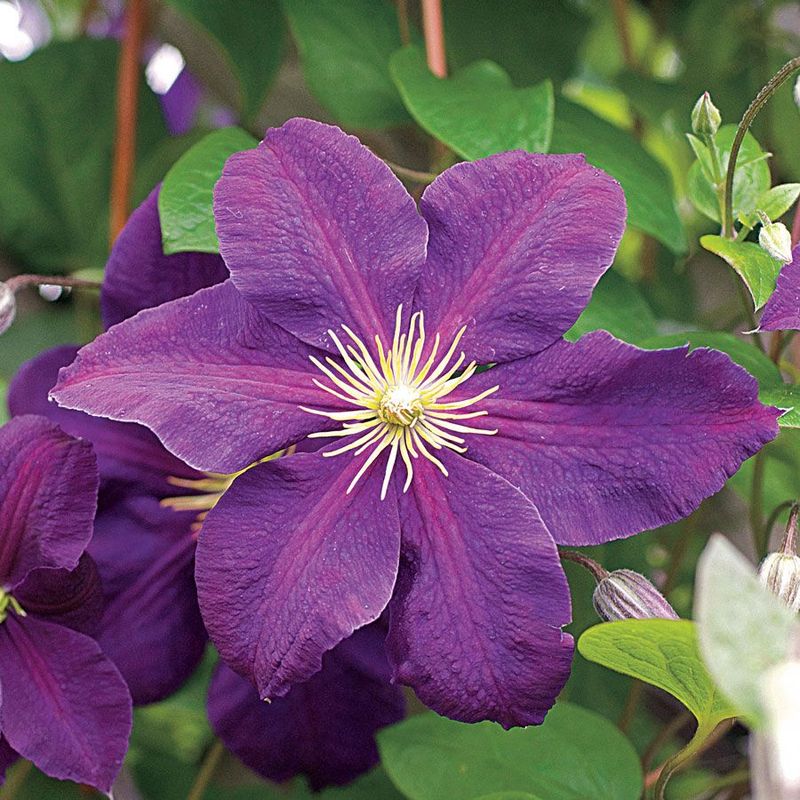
left=377, top=703, right=642, bottom=800
left=578, top=619, right=737, bottom=735
left=390, top=46, right=553, bottom=158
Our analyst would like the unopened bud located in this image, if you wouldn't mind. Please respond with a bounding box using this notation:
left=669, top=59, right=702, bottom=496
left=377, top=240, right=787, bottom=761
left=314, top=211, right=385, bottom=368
left=759, top=213, right=793, bottom=264
left=759, top=553, right=800, bottom=613
left=592, top=569, right=679, bottom=622
left=691, top=92, right=721, bottom=138
left=0, top=283, right=16, bottom=335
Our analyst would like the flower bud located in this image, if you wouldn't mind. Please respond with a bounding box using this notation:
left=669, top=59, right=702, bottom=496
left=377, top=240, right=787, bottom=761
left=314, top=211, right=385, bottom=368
left=592, top=569, right=678, bottom=622
left=759, top=552, right=800, bottom=613
left=0, top=282, right=16, bottom=335
left=691, top=92, right=722, bottom=138
left=759, top=213, right=793, bottom=264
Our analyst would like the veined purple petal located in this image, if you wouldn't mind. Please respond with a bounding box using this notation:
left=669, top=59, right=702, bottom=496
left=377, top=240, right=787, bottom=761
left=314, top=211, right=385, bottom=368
left=52, top=281, right=345, bottom=474
left=207, top=625, right=404, bottom=790
left=16, top=554, right=104, bottom=637
left=196, top=450, right=401, bottom=699
left=458, top=331, right=779, bottom=546
left=415, top=152, right=625, bottom=363
left=102, top=186, right=228, bottom=328
left=10, top=346, right=199, bottom=496
left=0, top=737, right=18, bottom=785
left=0, top=416, right=98, bottom=588
left=388, top=453, right=573, bottom=728
left=0, top=615, right=131, bottom=793
left=214, top=118, right=428, bottom=351
left=93, top=496, right=206, bottom=705
left=760, top=246, right=800, bottom=331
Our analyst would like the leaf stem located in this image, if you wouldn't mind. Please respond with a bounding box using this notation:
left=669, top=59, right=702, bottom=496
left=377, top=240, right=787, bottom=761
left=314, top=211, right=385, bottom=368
left=185, top=739, right=225, bottom=800
left=109, top=0, right=147, bottom=245
left=558, top=550, right=609, bottom=582
left=383, top=159, right=439, bottom=185
left=722, top=56, right=800, bottom=237
left=751, top=450, right=768, bottom=559
left=5, top=274, right=102, bottom=294
left=420, top=0, right=447, bottom=78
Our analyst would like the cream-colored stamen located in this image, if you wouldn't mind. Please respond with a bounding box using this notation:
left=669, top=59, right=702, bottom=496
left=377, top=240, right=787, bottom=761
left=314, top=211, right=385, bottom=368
left=303, top=305, right=498, bottom=499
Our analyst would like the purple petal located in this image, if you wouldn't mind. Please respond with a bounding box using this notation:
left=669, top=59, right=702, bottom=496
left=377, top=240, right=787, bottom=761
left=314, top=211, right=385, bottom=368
left=160, top=68, right=202, bottom=136
left=387, top=452, right=573, bottom=728
left=0, top=416, right=98, bottom=588
left=92, top=496, right=206, bottom=705
left=196, top=450, right=401, bottom=699
left=52, top=281, right=345, bottom=474
left=0, top=738, right=18, bottom=785
left=102, top=187, right=228, bottom=328
left=760, top=246, right=800, bottom=331
left=214, top=118, right=428, bottom=350
left=10, top=346, right=199, bottom=496
left=0, top=615, right=131, bottom=793
left=458, top=331, right=779, bottom=546
left=415, top=152, right=626, bottom=363
left=16, top=554, right=104, bottom=637
left=207, top=625, right=404, bottom=790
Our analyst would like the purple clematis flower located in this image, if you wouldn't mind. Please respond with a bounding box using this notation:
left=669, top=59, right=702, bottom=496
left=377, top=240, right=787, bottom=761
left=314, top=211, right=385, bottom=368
left=208, top=624, right=404, bottom=790
left=760, top=244, right=800, bottom=331
left=0, top=415, right=131, bottom=792
left=9, top=186, right=227, bottom=705
left=53, top=118, right=780, bottom=727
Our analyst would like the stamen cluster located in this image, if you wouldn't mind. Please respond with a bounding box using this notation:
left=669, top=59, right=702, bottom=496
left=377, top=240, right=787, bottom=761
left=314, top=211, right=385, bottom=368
left=0, top=586, right=26, bottom=624
left=304, top=306, right=498, bottom=499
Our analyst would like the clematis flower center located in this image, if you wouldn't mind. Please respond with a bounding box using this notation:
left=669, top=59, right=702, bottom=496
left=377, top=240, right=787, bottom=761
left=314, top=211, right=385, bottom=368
left=0, top=587, right=26, bottom=624
left=303, top=305, right=499, bottom=500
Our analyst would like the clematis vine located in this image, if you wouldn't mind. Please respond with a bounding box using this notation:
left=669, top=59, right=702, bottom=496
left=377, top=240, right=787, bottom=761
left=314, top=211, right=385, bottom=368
left=53, top=118, right=779, bottom=726
left=0, top=415, right=131, bottom=792
left=11, top=188, right=405, bottom=788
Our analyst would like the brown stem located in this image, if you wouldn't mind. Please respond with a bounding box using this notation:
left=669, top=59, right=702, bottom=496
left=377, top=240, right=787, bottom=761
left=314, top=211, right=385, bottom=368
left=781, top=503, right=800, bottom=555
left=5, top=274, right=102, bottom=293
left=109, top=0, right=147, bottom=246
left=383, top=159, right=438, bottom=184
left=558, top=550, right=609, bottom=582
left=642, top=711, right=693, bottom=771
left=396, top=0, right=411, bottom=46
left=421, top=0, right=447, bottom=77
left=617, top=680, right=643, bottom=733
left=185, top=739, right=225, bottom=800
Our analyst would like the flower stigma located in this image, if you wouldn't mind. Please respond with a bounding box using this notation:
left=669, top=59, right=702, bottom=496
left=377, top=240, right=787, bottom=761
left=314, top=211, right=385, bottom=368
left=302, top=305, right=499, bottom=500
left=0, top=586, right=26, bottom=624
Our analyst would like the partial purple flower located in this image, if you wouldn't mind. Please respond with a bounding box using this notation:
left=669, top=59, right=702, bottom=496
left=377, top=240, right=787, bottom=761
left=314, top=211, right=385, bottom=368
left=0, top=415, right=131, bottom=792
left=761, top=245, right=800, bottom=331
left=53, top=118, right=779, bottom=726
left=208, top=624, right=404, bottom=790
left=8, top=186, right=227, bottom=705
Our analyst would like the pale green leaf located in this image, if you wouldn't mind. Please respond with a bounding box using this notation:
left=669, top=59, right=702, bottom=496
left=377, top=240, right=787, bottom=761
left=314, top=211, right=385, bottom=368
left=377, top=703, right=642, bottom=800
left=761, top=384, right=800, bottom=429
left=391, top=46, right=553, bottom=159
left=159, top=127, right=257, bottom=255
left=578, top=619, right=737, bottom=732
left=695, top=535, right=800, bottom=727
left=739, top=183, right=800, bottom=228
left=700, top=234, right=783, bottom=309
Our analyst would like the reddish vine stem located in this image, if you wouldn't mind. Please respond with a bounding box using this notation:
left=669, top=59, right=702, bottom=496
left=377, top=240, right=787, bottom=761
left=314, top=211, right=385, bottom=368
left=109, top=0, right=147, bottom=246
left=396, top=0, right=411, bottom=46
left=5, top=274, right=102, bottom=293
left=421, top=0, right=447, bottom=78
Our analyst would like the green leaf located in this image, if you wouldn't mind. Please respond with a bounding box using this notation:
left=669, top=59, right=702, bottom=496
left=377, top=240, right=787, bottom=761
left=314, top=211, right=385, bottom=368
left=475, top=795, right=542, bottom=800
left=443, top=0, right=590, bottom=88
left=639, top=330, right=782, bottom=389
left=700, top=234, right=783, bottom=309
left=550, top=97, right=686, bottom=254
left=390, top=47, right=553, bottom=159
left=739, top=183, right=800, bottom=228
left=695, top=535, right=800, bottom=727
left=578, top=619, right=737, bottom=734
left=0, top=38, right=168, bottom=273
left=378, top=703, right=643, bottom=800
left=687, top=125, right=771, bottom=224
left=566, top=269, right=657, bottom=344
left=761, top=384, right=800, bottom=429
left=166, top=0, right=285, bottom=121
left=159, top=127, right=257, bottom=254
left=282, top=0, right=411, bottom=128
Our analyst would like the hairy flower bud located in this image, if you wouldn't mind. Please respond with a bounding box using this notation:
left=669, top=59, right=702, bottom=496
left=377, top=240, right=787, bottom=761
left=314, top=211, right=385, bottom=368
left=0, top=282, right=16, bottom=335
left=759, top=213, right=793, bottom=264
left=691, top=92, right=721, bottom=138
left=760, top=553, right=800, bottom=613
left=592, top=569, right=679, bottom=622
